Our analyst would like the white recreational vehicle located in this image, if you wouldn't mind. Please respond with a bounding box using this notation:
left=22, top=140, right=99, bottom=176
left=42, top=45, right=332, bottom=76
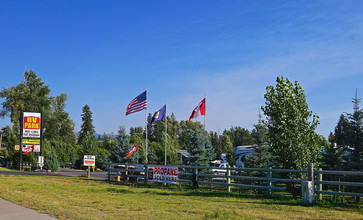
left=233, top=145, right=254, bottom=168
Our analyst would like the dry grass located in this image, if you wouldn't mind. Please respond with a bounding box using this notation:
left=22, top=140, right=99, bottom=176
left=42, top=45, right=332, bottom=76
left=0, top=175, right=362, bottom=219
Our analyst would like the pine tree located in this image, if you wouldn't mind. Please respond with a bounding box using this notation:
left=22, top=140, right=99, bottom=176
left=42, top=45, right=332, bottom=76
left=82, top=133, right=97, bottom=156
left=111, top=126, right=135, bottom=163
left=187, top=128, right=215, bottom=166
left=345, top=90, right=363, bottom=171
left=244, top=114, right=272, bottom=168
left=221, top=133, right=234, bottom=166
left=322, top=133, right=344, bottom=170
left=78, top=105, right=95, bottom=144
left=44, top=146, right=59, bottom=172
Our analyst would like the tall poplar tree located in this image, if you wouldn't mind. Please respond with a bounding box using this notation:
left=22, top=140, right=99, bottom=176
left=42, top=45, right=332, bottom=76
left=262, top=76, right=321, bottom=170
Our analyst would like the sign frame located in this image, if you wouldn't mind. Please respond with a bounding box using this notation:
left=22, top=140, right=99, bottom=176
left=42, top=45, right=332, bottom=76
left=147, top=165, right=178, bottom=184
left=83, top=155, right=96, bottom=166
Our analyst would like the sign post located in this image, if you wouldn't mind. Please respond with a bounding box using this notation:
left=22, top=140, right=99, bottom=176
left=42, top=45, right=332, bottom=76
left=83, top=155, right=95, bottom=179
left=20, top=112, right=42, bottom=171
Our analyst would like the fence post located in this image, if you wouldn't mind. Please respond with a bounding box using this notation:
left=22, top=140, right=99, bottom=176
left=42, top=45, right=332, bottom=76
left=125, top=163, right=128, bottom=182
left=108, top=162, right=111, bottom=181
left=318, top=168, right=322, bottom=200
left=267, top=167, right=272, bottom=196
left=144, top=163, right=148, bottom=184
left=226, top=166, right=231, bottom=192
left=307, top=163, right=314, bottom=181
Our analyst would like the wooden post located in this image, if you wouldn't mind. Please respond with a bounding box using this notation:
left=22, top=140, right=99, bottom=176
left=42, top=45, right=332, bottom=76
left=125, top=163, right=129, bottom=182
left=307, top=163, right=314, bottom=181
left=318, top=168, right=322, bottom=200
left=267, top=167, right=272, bottom=196
left=107, top=162, right=111, bottom=181
left=144, top=164, right=148, bottom=184
left=226, top=166, right=231, bottom=192
left=87, top=166, right=90, bottom=179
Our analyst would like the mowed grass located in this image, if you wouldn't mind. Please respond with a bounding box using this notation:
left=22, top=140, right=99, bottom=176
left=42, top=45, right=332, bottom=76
left=0, top=175, right=362, bottom=220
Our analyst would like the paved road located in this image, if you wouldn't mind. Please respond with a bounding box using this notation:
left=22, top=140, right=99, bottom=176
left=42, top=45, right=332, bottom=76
left=0, top=168, right=109, bottom=179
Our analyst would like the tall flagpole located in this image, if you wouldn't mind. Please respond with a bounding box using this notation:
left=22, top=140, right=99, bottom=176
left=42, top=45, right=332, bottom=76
left=165, top=102, right=167, bottom=165
left=204, top=93, right=206, bottom=132
left=145, top=88, right=148, bottom=164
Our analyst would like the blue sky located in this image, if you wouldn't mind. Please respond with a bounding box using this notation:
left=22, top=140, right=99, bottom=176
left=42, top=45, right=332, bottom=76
left=0, top=0, right=362, bottom=138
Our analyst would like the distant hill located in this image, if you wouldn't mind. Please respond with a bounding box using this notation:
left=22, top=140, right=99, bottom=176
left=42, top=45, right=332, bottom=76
left=74, top=132, right=116, bottom=139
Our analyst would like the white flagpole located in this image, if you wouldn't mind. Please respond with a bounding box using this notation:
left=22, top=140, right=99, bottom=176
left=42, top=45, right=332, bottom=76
left=145, top=88, right=148, bottom=164
left=204, top=93, right=206, bottom=132
left=165, top=102, right=167, bottom=165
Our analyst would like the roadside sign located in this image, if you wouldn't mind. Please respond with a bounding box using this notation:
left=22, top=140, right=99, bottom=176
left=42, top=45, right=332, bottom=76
left=22, top=139, right=40, bottom=145
left=22, top=112, right=41, bottom=138
left=15, top=145, right=20, bottom=150
left=147, top=165, right=178, bottom=184
left=22, top=145, right=40, bottom=153
left=38, top=156, right=44, bottom=169
left=83, top=155, right=95, bottom=166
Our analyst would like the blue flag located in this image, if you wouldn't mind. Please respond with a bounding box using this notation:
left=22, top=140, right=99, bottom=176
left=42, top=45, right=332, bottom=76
left=151, top=105, right=166, bottom=124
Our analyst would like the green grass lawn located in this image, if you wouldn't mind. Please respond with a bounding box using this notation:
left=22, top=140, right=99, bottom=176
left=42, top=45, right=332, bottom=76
left=0, top=175, right=362, bottom=220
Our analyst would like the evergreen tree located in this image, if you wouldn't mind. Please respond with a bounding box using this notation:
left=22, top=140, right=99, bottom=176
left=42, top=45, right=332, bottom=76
left=221, top=133, right=234, bottom=166
left=111, top=126, right=135, bottom=163
left=322, top=133, right=344, bottom=170
left=262, top=76, right=321, bottom=170
left=44, top=146, right=59, bottom=172
left=345, top=91, right=363, bottom=171
left=82, top=133, right=97, bottom=156
left=78, top=105, right=95, bottom=144
left=244, top=116, right=272, bottom=168
left=334, top=114, right=350, bottom=147
left=187, top=128, right=215, bottom=166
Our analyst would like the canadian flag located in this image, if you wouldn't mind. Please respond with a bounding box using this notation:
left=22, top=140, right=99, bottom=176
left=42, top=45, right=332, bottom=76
left=22, top=145, right=34, bottom=155
left=126, top=142, right=138, bottom=158
left=189, top=98, right=206, bottom=121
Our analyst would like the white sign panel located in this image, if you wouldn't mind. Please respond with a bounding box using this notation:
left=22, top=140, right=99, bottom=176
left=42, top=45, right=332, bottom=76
left=22, top=145, right=40, bottom=153
left=147, top=165, right=178, bottom=184
left=83, top=155, right=95, bottom=166
left=23, top=112, right=41, bottom=138
left=38, top=156, right=44, bottom=169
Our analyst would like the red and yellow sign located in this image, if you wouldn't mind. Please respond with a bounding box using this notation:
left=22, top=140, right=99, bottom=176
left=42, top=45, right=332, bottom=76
left=22, top=112, right=41, bottom=138
left=24, top=116, right=40, bottom=129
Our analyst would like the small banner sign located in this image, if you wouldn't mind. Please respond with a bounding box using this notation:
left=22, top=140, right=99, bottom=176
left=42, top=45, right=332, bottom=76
left=22, top=139, right=40, bottom=145
left=83, top=155, right=95, bottom=166
left=147, top=165, right=178, bottom=184
left=22, top=112, right=41, bottom=138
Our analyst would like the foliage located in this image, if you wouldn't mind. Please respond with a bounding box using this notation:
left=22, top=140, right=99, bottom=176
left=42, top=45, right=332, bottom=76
left=78, top=104, right=95, bottom=145
left=244, top=118, right=272, bottom=168
left=110, top=126, right=135, bottom=163
left=262, top=76, right=322, bottom=170
left=82, top=133, right=98, bottom=156
left=334, top=92, right=363, bottom=171
left=0, top=70, right=51, bottom=131
left=187, top=128, right=215, bottom=166
left=322, top=133, right=344, bottom=170
left=223, top=126, right=253, bottom=147
left=44, top=146, right=59, bottom=172
left=221, top=133, right=234, bottom=166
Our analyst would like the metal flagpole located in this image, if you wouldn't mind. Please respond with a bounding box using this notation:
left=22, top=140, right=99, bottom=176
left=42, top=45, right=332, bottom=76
left=145, top=88, right=148, bottom=165
left=203, top=94, right=206, bottom=148
left=165, top=102, right=167, bottom=165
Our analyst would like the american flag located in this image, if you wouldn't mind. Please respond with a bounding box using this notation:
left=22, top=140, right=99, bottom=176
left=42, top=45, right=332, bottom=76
left=126, top=91, right=147, bottom=115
